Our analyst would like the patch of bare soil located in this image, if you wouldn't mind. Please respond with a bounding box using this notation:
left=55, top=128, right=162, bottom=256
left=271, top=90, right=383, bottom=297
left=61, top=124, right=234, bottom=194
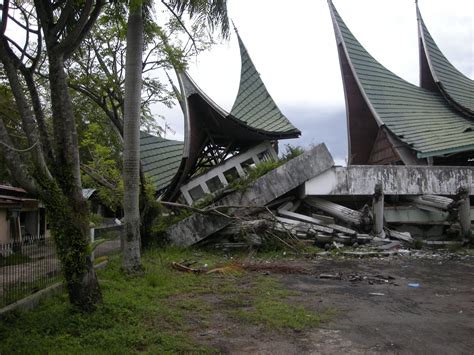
left=186, top=253, right=474, bottom=354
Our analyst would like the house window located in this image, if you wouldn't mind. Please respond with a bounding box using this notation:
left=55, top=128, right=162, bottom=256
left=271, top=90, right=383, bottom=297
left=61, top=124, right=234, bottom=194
left=223, top=167, right=240, bottom=183
left=189, top=185, right=206, bottom=202
left=206, top=176, right=224, bottom=193
left=241, top=158, right=255, bottom=173
left=257, top=150, right=272, bottom=162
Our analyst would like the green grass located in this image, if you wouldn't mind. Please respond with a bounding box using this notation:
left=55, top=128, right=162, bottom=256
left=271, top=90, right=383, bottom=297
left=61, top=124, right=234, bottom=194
left=0, top=247, right=329, bottom=354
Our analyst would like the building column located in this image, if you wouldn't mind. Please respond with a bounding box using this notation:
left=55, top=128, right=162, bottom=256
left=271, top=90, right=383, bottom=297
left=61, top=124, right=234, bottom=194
left=372, top=183, right=385, bottom=238
left=458, top=186, right=471, bottom=239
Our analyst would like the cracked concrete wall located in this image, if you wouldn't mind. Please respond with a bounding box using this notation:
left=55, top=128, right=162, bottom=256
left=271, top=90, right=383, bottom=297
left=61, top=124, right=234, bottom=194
left=303, top=165, right=474, bottom=196
left=167, top=143, right=335, bottom=246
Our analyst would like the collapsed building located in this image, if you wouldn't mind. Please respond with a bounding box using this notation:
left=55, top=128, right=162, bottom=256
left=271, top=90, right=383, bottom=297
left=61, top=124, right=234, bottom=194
left=140, top=29, right=300, bottom=204
left=144, top=1, right=473, bottom=247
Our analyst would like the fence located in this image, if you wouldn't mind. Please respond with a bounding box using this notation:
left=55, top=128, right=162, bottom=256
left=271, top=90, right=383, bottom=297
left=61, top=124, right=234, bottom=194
left=0, top=235, right=61, bottom=307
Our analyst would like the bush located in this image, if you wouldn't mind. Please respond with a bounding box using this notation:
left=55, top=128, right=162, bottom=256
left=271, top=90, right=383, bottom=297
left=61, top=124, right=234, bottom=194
left=281, top=144, right=304, bottom=161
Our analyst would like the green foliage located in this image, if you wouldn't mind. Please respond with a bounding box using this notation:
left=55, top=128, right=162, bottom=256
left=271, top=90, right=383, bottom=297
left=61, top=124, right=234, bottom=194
left=413, top=239, right=423, bottom=250
left=0, top=84, right=24, bottom=183
left=227, top=159, right=283, bottom=193
left=247, top=159, right=282, bottom=181
left=140, top=180, right=165, bottom=247
left=167, top=0, right=230, bottom=39
left=75, top=100, right=123, bottom=213
left=281, top=144, right=305, bottom=161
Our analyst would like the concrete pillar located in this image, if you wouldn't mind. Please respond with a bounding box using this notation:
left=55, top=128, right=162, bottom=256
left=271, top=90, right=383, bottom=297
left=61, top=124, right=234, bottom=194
left=235, top=164, right=246, bottom=178
left=90, top=224, right=95, bottom=261
left=372, top=183, right=386, bottom=238
left=201, top=183, right=211, bottom=194
left=217, top=173, right=227, bottom=186
left=457, top=186, right=471, bottom=239
left=180, top=188, right=193, bottom=206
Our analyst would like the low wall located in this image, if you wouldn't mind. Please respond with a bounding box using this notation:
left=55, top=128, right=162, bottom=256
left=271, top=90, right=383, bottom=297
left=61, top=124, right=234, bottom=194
left=303, top=165, right=474, bottom=196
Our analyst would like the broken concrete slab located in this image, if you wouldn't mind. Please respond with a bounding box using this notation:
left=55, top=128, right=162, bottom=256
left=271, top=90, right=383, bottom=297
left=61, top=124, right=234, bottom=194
left=167, top=143, right=334, bottom=246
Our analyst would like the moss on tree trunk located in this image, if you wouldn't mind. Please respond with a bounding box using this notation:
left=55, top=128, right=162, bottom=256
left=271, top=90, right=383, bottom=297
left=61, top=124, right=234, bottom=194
left=41, top=181, right=102, bottom=311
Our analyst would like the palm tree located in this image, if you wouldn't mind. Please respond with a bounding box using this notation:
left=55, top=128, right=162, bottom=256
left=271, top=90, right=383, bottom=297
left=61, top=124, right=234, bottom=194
left=122, top=0, right=144, bottom=273
left=121, top=0, right=229, bottom=273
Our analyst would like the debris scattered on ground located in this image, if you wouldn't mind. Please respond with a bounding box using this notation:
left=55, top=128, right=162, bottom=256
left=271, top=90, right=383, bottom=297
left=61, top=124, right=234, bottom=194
left=162, top=150, right=471, bottom=254
left=319, top=272, right=397, bottom=285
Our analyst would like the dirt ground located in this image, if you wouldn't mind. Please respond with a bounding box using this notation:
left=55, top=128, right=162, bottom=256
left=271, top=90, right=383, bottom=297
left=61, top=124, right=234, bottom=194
left=193, top=252, right=474, bottom=354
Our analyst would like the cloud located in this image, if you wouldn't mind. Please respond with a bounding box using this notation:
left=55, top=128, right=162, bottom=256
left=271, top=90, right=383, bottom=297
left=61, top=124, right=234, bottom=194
left=281, top=106, right=347, bottom=163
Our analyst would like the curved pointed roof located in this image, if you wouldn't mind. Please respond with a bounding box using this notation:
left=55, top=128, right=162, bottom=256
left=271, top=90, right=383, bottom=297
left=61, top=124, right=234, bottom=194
left=139, top=132, right=184, bottom=193
left=329, top=1, right=474, bottom=159
left=417, top=5, right=474, bottom=116
left=230, top=32, right=300, bottom=134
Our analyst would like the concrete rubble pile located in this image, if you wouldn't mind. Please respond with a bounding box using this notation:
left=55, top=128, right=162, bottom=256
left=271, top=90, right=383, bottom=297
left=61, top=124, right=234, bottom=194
left=165, top=144, right=473, bottom=251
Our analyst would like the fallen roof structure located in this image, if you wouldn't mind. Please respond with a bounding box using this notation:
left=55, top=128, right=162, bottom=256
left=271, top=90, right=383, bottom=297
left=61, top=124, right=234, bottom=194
left=328, top=0, right=474, bottom=166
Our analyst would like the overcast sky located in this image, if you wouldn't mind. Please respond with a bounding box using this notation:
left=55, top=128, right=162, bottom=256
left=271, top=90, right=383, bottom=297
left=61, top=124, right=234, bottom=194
left=156, top=0, right=473, bottom=165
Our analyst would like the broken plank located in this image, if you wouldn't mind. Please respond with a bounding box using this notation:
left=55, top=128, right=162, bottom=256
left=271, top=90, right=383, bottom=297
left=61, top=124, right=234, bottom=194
left=278, top=209, right=330, bottom=225
left=315, top=234, right=334, bottom=243
left=311, top=213, right=335, bottom=224
left=305, top=197, right=364, bottom=226
left=275, top=217, right=334, bottom=234
left=386, top=229, right=413, bottom=244
left=327, top=224, right=357, bottom=235
left=276, top=216, right=334, bottom=234
left=277, top=210, right=356, bottom=235
left=334, top=235, right=352, bottom=245
left=406, top=195, right=454, bottom=212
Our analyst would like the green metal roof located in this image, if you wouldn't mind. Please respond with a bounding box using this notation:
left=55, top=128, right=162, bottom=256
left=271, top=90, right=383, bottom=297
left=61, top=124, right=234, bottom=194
left=140, top=132, right=184, bottom=192
left=329, top=1, right=474, bottom=159
left=418, top=8, right=474, bottom=116
left=230, top=32, right=300, bottom=135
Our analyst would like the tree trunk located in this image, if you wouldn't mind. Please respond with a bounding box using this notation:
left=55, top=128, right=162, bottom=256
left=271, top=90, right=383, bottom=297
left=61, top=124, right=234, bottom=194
left=41, top=184, right=102, bottom=311
left=47, top=52, right=102, bottom=309
left=122, top=2, right=143, bottom=273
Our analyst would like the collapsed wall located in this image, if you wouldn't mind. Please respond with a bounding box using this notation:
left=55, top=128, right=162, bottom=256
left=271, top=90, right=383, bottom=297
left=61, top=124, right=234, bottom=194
left=166, top=146, right=473, bottom=247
